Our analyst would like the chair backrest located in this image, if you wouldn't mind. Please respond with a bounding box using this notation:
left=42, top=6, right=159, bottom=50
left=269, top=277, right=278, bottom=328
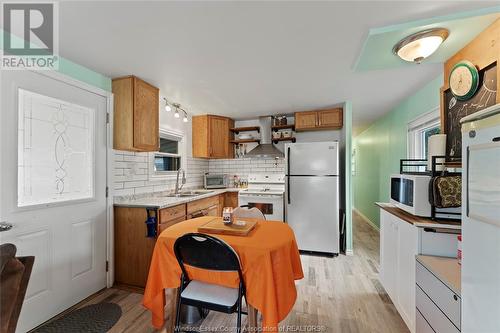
left=233, top=206, right=266, bottom=220
left=0, top=243, right=35, bottom=333
left=174, top=233, right=243, bottom=281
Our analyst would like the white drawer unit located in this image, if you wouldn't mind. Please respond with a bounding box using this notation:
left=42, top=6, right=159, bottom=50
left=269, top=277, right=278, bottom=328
left=416, top=259, right=461, bottom=333
left=416, top=286, right=459, bottom=333
left=416, top=308, right=437, bottom=333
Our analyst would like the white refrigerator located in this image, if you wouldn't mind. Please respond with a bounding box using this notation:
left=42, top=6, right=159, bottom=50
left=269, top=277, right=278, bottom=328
left=285, top=141, right=340, bottom=255
left=461, top=105, right=500, bottom=332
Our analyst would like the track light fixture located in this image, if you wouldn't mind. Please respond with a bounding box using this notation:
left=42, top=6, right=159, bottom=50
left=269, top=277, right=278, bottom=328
left=163, top=98, right=189, bottom=122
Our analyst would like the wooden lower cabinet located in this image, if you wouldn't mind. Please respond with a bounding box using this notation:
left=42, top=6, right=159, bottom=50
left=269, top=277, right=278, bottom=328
left=114, top=206, right=157, bottom=288
left=159, top=216, right=186, bottom=233
left=114, top=195, right=225, bottom=288
left=224, top=192, right=239, bottom=208
left=114, top=204, right=186, bottom=288
left=187, top=196, right=220, bottom=216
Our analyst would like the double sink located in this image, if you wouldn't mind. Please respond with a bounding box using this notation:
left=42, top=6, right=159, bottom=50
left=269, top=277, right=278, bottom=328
left=161, top=189, right=214, bottom=198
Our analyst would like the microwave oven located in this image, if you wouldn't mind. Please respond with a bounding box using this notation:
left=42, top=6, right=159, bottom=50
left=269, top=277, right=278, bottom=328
left=390, top=174, right=431, bottom=217
left=204, top=173, right=228, bottom=189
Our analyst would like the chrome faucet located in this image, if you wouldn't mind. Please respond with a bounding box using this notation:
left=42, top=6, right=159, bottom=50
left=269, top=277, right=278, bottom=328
left=175, top=168, right=186, bottom=195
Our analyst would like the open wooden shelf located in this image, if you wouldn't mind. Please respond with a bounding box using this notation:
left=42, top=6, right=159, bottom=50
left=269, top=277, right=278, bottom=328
left=230, top=126, right=260, bottom=134
left=230, top=139, right=260, bottom=144
left=272, top=137, right=296, bottom=144
left=271, top=124, right=295, bottom=131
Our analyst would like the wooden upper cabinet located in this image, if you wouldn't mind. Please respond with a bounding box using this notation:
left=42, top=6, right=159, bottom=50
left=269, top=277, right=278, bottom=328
left=112, top=76, right=159, bottom=151
left=317, top=108, right=343, bottom=129
left=192, top=115, right=234, bottom=159
left=295, top=111, right=318, bottom=130
left=295, top=108, right=343, bottom=131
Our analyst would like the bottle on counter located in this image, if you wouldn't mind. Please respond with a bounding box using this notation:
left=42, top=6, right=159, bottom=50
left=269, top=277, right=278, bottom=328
left=222, top=207, right=234, bottom=225
left=235, top=145, right=240, bottom=158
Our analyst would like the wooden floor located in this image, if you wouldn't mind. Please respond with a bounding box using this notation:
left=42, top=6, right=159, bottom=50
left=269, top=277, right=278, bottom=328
left=55, top=213, right=409, bottom=333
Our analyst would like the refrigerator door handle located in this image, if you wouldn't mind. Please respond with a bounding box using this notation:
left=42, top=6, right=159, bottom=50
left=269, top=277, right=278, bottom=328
left=287, top=146, right=291, bottom=204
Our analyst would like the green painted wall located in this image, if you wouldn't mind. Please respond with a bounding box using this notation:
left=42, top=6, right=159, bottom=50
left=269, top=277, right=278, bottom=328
left=353, top=75, right=443, bottom=228
left=344, top=101, right=354, bottom=252
left=1, top=29, right=111, bottom=91
left=58, top=58, right=111, bottom=91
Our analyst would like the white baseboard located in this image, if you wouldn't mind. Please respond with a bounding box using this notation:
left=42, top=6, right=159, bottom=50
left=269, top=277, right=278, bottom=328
left=345, top=249, right=354, bottom=256
left=353, top=207, right=380, bottom=231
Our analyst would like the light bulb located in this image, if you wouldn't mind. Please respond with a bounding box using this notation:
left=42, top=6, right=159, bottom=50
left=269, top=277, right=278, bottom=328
left=183, top=114, right=188, bottom=123
left=165, top=104, right=172, bottom=112
left=174, top=110, right=180, bottom=118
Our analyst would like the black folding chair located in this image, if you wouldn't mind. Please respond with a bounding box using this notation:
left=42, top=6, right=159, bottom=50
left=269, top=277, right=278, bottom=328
left=173, top=233, right=246, bottom=333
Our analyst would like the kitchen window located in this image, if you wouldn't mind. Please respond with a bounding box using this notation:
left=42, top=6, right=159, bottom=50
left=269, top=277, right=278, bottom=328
left=408, top=108, right=440, bottom=160
left=150, top=129, right=184, bottom=177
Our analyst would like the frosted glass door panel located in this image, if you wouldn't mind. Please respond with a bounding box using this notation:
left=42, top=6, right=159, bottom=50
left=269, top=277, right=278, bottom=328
left=467, top=142, right=500, bottom=227
left=18, top=89, right=95, bottom=207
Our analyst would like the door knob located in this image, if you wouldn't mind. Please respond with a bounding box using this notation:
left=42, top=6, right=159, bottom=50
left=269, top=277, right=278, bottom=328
left=0, top=222, right=13, bottom=232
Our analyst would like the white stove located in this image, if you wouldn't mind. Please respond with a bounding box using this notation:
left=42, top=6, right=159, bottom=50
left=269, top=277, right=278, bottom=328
left=238, top=174, right=285, bottom=221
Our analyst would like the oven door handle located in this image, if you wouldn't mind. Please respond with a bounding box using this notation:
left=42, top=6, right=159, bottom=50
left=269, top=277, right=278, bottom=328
left=238, top=194, right=282, bottom=200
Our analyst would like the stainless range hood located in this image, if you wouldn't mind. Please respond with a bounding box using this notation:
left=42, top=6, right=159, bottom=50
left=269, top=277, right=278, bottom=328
left=245, top=117, right=284, bottom=158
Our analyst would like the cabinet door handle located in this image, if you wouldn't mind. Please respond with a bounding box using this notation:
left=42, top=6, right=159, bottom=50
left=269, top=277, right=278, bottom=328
left=453, top=294, right=458, bottom=301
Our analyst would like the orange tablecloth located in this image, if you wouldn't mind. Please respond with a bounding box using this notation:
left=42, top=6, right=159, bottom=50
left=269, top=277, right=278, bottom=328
left=143, top=217, right=304, bottom=332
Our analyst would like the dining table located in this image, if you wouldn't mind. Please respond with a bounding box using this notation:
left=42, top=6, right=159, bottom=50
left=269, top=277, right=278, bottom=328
left=143, top=216, right=304, bottom=332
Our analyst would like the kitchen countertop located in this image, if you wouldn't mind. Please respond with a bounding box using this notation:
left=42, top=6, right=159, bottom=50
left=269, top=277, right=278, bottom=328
left=376, top=202, right=461, bottom=230
left=114, top=188, right=241, bottom=209
left=416, top=255, right=461, bottom=296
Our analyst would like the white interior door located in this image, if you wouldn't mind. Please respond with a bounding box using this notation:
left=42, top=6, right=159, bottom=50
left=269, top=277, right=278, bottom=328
left=0, top=70, right=108, bottom=332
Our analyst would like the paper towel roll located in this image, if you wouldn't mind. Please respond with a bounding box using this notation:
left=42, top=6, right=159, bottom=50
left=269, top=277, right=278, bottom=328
left=428, top=134, right=447, bottom=171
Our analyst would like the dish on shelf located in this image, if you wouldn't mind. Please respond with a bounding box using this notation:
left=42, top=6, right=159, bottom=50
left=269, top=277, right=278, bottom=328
left=238, top=133, right=253, bottom=140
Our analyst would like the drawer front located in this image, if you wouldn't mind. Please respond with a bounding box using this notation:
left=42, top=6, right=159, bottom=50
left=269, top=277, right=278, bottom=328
left=416, top=261, right=461, bottom=329
left=419, top=228, right=459, bottom=257
left=416, top=286, right=460, bottom=333
left=416, top=308, right=436, bottom=333
left=158, top=216, right=186, bottom=233
left=160, top=204, right=186, bottom=223
left=187, top=196, right=219, bottom=214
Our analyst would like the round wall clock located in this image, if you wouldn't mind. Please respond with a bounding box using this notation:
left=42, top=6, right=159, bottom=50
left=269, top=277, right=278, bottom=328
left=449, top=60, right=479, bottom=101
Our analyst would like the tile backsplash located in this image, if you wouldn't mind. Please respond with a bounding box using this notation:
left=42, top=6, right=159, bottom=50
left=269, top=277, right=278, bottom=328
left=113, top=151, right=285, bottom=197
left=113, top=151, right=208, bottom=196
left=208, top=157, right=285, bottom=177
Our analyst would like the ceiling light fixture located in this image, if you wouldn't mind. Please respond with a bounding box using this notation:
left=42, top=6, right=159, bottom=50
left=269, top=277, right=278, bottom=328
left=163, top=99, right=189, bottom=122
left=393, top=28, right=449, bottom=63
